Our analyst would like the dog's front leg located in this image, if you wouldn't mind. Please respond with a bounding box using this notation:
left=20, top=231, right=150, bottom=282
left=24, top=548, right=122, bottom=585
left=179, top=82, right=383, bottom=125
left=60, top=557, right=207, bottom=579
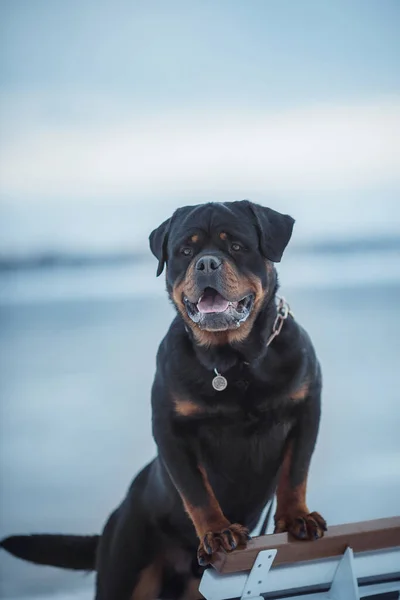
left=274, top=382, right=327, bottom=540
left=153, top=414, right=249, bottom=565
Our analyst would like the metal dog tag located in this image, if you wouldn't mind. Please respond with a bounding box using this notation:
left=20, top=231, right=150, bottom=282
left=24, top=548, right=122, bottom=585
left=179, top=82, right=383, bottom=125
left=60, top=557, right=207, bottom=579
left=212, top=370, right=227, bottom=391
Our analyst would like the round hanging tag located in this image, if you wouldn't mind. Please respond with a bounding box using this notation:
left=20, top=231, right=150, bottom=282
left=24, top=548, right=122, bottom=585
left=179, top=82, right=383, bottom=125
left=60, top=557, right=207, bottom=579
left=212, top=374, right=228, bottom=391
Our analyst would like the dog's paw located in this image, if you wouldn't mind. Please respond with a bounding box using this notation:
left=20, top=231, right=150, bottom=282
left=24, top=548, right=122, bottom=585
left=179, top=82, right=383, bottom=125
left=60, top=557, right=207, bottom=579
left=274, top=511, right=327, bottom=540
left=197, top=523, right=250, bottom=566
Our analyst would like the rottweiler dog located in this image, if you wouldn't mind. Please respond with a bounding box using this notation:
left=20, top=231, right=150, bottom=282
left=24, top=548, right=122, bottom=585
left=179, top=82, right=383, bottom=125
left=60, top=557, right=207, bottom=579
left=1, top=200, right=326, bottom=599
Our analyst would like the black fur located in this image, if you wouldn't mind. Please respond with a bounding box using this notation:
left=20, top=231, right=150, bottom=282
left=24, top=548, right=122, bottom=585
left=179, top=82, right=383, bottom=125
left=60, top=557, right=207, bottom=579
left=0, top=534, right=98, bottom=570
left=1, top=200, right=325, bottom=600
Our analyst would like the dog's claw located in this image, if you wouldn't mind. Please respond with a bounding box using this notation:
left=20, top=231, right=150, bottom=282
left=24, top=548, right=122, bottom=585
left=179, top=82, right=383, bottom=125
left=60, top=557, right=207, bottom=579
left=222, top=528, right=236, bottom=549
left=197, top=523, right=249, bottom=565
left=197, top=553, right=209, bottom=567
left=295, top=518, right=307, bottom=539
left=274, top=511, right=327, bottom=541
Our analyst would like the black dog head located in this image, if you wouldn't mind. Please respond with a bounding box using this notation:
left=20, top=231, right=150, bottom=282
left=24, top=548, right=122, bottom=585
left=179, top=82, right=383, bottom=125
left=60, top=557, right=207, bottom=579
left=150, top=200, right=294, bottom=345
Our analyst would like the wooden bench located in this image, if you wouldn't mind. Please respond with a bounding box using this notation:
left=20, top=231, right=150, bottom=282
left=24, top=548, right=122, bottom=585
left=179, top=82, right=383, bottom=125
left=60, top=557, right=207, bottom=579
left=199, top=516, right=400, bottom=600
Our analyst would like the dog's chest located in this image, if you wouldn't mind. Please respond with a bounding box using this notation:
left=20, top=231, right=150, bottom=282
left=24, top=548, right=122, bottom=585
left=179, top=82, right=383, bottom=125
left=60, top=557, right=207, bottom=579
left=195, top=402, right=292, bottom=475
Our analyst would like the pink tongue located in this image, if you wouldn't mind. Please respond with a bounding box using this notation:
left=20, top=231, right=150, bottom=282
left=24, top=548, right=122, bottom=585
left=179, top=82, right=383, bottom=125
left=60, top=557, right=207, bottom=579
left=197, top=291, right=229, bottom=314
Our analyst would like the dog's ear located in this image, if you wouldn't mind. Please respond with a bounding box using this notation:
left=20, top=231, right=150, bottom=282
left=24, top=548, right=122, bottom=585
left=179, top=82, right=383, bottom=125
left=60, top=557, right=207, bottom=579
left=149, top=217, right=171, bottom=276
left=246, top=202, right=295, bottom=262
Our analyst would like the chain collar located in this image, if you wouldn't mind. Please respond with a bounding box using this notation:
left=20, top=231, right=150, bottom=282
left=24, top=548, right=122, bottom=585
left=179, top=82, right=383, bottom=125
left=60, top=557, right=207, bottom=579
left=266, top=296, right=293, bottom=347
left=212, top=296, right=293, bottom=390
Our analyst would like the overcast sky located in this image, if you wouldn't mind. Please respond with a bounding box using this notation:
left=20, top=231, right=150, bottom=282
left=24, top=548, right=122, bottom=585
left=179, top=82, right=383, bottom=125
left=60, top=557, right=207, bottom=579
left=0, top=0, right=399, bottom=251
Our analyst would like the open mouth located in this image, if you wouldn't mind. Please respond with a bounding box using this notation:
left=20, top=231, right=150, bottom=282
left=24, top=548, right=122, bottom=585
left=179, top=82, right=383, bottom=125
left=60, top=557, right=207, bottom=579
left=183, top=287, right=254, bottom=329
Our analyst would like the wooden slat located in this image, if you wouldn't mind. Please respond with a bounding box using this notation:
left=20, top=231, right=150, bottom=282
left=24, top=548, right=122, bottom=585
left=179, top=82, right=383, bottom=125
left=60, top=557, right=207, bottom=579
left=212, top=516, right=400, bottom=574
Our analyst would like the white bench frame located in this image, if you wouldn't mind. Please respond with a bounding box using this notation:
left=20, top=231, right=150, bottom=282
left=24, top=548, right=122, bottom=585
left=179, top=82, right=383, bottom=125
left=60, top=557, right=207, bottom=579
left=199, top=527, right=400, bottom=600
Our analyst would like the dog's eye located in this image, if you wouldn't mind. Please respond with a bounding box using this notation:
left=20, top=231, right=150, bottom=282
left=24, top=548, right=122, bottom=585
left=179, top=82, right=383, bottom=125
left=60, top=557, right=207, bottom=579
left=181, top=247, right=193, bottom=257
left=231, top=243, right=241, bottom=252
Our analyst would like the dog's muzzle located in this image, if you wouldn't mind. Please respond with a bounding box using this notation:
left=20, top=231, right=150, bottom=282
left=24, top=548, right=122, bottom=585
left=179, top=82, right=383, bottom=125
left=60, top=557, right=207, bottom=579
left=183, top=287, right=255, bottom=331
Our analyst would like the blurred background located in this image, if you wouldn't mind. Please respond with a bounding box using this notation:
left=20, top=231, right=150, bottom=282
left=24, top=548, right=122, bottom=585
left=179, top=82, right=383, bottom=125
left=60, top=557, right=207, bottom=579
left=0, top=1, right=399, bottom=598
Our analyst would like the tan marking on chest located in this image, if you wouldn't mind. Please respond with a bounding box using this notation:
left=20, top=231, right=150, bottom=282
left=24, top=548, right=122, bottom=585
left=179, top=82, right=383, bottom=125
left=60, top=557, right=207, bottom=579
left=290, top=381, right=309, bottom=401
left=174, top=398, right=204, bottom=417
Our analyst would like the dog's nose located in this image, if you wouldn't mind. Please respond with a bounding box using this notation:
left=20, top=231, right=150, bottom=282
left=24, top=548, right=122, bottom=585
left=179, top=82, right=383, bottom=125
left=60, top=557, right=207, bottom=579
left=195, top=255, right=222, bottom=273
